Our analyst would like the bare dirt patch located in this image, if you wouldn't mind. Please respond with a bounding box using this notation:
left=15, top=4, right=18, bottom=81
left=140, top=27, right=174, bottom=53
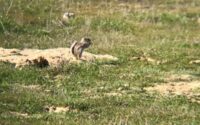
left=130, top=55, right=166, bottom=65
left=44, top=106, right=70, bottom=113
left=189, top=60, right=200, bottom=64
left=8, top=111, right=42, bottom=119
left=105, top=92, right=123, bottom=97
left=0, top=47, right=118, bottom=68
left=145, top=74, right=200, bottom=104
left=19, top=85, right=41, bottom=90
left=12, top=84, right=42, bottom=92
left=9, top=111, right=29, bottom=118
left=145, top=81, right=200, bottom=95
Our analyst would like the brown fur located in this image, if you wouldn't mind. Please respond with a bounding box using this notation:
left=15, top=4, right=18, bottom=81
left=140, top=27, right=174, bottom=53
left=70, top=38, right=92, bottom=60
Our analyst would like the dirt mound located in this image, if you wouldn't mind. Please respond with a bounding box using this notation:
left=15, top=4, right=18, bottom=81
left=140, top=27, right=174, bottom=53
left=164, top=74, right=194, bottom=82
left=0, top=48, right=118, bottom=68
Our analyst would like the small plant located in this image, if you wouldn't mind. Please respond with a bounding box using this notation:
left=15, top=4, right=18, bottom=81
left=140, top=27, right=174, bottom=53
left=159, top=13, right=188, bottom=24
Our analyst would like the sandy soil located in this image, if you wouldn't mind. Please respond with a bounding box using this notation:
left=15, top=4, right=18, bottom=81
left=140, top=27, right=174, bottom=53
left=145, top=81, right=200, bottom=95
left=0, top=47, right=118, bottom=68
left=145, top=74, right=200, bottom=104
left=189, top=60, right=200, bottom=64
left=45, top=106, right=70, bottom=113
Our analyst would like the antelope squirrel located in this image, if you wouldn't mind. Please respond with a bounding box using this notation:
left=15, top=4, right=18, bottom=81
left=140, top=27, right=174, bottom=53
left=62, top=12, right=75, bottom=25
left=70, top=38, right=92, bottom=60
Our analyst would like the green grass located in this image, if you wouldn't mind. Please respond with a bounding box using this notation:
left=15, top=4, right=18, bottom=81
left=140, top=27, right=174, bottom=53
left=0, top=0, right=200, bottom=124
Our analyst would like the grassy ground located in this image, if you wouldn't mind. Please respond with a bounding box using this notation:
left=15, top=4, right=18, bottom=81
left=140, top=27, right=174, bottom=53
left=0, top=0, right=200, bottom=124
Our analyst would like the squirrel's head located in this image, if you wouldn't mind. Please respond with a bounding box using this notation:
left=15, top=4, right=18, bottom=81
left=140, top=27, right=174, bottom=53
left=63, top=12, right=75, bottom=19
left=80, top=37, right=92, bottom=48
